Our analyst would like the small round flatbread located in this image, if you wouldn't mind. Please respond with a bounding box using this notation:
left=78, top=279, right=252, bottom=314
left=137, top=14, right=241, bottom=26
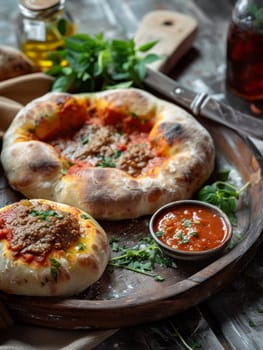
left=0, top=199, right=109, bottom=296
left=1, top=88, right=215, bottom=220
left=0, top=45, right=37, bottom=81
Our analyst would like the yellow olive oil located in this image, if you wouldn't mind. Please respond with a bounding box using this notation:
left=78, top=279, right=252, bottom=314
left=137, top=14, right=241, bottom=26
left=17, top=0, right=76, bottom=71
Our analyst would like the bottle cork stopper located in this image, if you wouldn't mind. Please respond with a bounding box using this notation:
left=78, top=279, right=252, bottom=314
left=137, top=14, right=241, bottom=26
left=19, top=0, right=60, bottom=11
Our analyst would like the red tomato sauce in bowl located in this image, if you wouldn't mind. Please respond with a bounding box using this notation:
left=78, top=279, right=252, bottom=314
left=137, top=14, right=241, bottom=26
left=149, top=200, right=232, bottom=261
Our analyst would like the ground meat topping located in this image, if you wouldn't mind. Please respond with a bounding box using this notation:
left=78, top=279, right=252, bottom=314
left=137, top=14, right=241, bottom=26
left=1, top=201, right=81, bottom=259
left=116, top=143, right=154, bottom=176
left=51, top=122, right=157, bottom=176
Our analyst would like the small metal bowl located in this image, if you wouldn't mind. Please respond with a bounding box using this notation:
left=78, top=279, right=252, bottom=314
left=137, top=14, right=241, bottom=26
left=149, top=200, right=233, bottom=261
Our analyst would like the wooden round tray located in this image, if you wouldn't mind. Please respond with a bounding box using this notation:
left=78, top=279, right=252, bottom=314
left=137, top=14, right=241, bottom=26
left=1, top=120, right=263, bottom=330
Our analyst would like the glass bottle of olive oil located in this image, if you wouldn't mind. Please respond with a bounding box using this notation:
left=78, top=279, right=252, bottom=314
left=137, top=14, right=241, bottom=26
left=16, top=0, right=76, bottom=71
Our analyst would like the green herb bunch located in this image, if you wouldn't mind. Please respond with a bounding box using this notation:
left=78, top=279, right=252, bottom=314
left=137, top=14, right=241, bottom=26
left=197, top=170, right=250, bottom=225
left=46, top=33, right=160, bottom=93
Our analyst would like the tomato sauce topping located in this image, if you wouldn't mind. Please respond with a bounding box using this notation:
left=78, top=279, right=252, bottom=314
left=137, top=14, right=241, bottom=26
left=154, top=204, right=229, bottom=252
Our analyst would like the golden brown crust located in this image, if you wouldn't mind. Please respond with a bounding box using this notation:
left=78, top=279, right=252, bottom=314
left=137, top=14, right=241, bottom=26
left=1, top=88, right=215, bottom=220
left=0, top=199, right=109, bottom=296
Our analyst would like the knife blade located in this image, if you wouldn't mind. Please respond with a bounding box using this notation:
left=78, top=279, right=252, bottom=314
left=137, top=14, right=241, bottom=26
left=144, top=68, right=263, bottom=140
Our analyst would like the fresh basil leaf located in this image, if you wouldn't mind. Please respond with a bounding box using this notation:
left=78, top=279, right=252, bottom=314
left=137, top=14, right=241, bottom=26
left=133, top=61, right=146, bottom=80
left=57, top=18, right=67, bottom=35
left=217, top=169, right=231, bottom=181
left=52, top=75, right=75, bottom=92
left=61, top=67, right=73, bottom=75
left=197, top=175, right=249, bottom=226
left=142, top=53, right=162, bottom=64
left=46, top=64, right=63, bottom=76
left=105, top=81, right=133, bottom=89
left=64, top=34, right=94, bottom=52
left=138, top=40, right=159, bottom=52
left=47, top=51, right=64, bottom=66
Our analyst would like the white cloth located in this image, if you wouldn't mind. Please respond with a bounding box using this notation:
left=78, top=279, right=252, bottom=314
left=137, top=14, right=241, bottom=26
left=0, top=324, right=117, bottom=350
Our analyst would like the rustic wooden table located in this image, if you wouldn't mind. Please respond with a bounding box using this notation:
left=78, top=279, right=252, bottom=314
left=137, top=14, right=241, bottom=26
left=1, top=0, right=263, bottom=349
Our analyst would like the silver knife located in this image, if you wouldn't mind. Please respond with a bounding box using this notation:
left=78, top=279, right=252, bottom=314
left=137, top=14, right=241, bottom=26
left=144, top=68, right=263, bottom=140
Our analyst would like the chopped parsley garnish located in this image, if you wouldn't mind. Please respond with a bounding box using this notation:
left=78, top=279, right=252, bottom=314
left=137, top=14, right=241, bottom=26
left=191, top=231, right=199, bottom=238
left=175, top=230, right=199, bottom=245
left=80, top=213, right=91, bottom=220
left=113, top=149, right=122, bottom=158
left=177, top=231, right=190, bottom=245
left=175, top=230, right=183, bottom=240
left=76, top=241, right=86, bottom=251
left=30, top=209, right=64, bottom=221
left=155, top=231, right=164, bottom=237
left=108, top=236, right=177, bottom=281
left=96, top=156, right=116, bottom=168
left=81, top=136, right=89, bottom=145
left=50, top=258, right=61, bottom=267
left=49, top=258, right=61, bottom=281
left=183, top=219, right=191, bottom=228
left=60, top=160, right=75, bottom=175
left=131, top=111, right=139, bottom=119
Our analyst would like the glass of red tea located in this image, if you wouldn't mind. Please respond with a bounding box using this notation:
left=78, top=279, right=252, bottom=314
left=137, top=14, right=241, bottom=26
left=226, top=0, right=263, bottom=100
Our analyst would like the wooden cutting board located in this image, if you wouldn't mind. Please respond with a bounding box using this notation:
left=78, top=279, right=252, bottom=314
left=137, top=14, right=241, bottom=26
left=135, top=10, right=198, bottom=73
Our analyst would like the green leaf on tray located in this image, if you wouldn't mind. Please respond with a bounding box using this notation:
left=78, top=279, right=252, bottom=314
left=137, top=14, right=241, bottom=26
left=197, top=171, right=250, bottom=225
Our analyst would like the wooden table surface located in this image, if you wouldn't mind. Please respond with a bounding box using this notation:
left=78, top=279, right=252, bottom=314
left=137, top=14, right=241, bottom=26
left=1, top=0, right=263, bottom=349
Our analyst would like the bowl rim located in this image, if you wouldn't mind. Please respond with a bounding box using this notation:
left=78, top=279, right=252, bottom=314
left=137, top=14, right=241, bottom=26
left=149, top=199, right=233, bottom=257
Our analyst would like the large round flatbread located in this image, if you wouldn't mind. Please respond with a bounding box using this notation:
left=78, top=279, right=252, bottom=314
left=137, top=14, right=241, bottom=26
left=1, top=88, right=215, bottom=220
left=0, top=199, right=109, bottom=296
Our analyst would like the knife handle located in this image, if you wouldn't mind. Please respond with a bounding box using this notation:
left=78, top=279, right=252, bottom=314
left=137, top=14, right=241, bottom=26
left=144, top=68, right=200, bottom=109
